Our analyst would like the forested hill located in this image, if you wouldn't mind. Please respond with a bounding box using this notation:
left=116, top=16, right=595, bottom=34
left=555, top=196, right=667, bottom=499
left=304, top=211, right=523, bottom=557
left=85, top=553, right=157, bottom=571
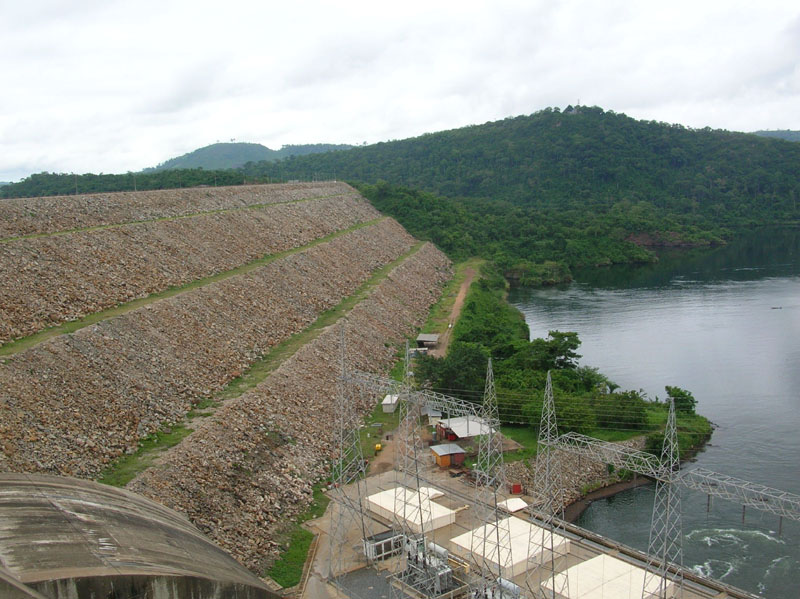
left=752, top=130, right=800, bottom=143
left=243, top=106, right=800, bottom=227
left=148, top=142, right=353, bottom=171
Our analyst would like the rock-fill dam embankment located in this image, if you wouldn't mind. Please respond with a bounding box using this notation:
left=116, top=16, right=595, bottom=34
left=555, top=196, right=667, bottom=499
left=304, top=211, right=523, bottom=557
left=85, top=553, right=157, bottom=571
left=0, top=185, right=377, bottom=344
left=0, top=217, right=419, bottom=477
left=0, top=181, right=344, bottom=238
left=0, top=182, right=453, bottom=576
left=129, top=242, right=452, bottom=572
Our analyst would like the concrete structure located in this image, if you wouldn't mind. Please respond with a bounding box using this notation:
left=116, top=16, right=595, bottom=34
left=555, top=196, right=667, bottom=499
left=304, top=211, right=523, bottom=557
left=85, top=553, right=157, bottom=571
left=430, top=443, right=466, bottom=468
left=542, top=554, right=672, bottom=599
left=415, top=333, right=439, bottom=348
left=366, top=486, right=456, bottom=534
left=450, top=516, right=570, bottom=579
left=436, top=415, right=493, bottom=441
left=497, top=497, right=528, bottom=513
left=0, top=474, right=277, bottom=599
left=381, top=393, right=399, bottom=413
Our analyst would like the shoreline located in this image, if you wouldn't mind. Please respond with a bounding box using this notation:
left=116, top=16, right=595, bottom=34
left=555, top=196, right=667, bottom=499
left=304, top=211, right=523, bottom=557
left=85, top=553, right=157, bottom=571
left=563, top=476, right=653, bottom=523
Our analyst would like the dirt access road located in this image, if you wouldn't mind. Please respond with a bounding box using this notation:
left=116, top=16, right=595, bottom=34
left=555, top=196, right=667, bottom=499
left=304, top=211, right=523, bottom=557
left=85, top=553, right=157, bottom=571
left=367, top=267, right=477, bottom=477
left=429, top=267, right=475, bottom=358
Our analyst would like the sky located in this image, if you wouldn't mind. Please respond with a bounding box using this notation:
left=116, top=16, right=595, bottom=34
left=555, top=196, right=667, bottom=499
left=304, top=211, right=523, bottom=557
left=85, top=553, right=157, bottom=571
left=1, top=0, right=799, bottom=182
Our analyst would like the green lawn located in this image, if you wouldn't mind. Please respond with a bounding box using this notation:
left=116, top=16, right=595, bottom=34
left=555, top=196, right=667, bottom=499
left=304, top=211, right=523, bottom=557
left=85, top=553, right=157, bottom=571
left=266, top=483, right=331, bottom=588
left=499, top=425, right=540, bottom=463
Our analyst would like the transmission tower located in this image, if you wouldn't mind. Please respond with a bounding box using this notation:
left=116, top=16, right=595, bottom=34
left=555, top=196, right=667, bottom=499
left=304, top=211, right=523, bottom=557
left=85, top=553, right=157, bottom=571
left=390, top=340, right=438, bottom=598
left=473, top=358, right=513, bottom=589
left=527, top=371, right=570, bottom=599
left=328, top=324, right=373, bottom=583
left=642, top=398, right=683, bottom=599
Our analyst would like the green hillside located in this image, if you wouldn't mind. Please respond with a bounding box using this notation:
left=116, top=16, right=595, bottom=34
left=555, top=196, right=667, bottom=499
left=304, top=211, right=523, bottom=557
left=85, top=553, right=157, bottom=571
left=242, top=106, right=799, bottom=282
left=244, top=107, right=800, bottom=227
left=752, top=130, right=800, bottom=143
left=149, top=142, right=353, bottom=171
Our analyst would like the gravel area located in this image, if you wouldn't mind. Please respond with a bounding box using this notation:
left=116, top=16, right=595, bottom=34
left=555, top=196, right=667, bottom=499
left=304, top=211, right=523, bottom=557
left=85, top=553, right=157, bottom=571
left=128, top=243, right=452, bottom=574
left=0, top=182, right=348, bottom=238
left=0, top=219, right=417, bottom=478
left=0, top=193, right=379, bottom=344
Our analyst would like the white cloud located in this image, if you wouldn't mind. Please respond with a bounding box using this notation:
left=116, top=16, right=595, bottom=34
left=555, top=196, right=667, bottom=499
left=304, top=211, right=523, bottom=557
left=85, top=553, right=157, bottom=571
left=1, top=0, right=798, bottom=181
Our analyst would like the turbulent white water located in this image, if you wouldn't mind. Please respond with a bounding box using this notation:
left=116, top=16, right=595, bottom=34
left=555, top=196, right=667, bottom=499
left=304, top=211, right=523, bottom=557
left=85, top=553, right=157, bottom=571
left=509, top=229, right=800, bottom=598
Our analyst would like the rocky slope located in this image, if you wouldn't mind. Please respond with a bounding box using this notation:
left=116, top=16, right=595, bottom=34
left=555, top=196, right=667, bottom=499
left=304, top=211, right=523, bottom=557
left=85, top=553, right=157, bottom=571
left=129, top=243, right=452, bottom=572
left=0, top=219, right=417, bottom=477
left=0, top=193, right=378, bottom=344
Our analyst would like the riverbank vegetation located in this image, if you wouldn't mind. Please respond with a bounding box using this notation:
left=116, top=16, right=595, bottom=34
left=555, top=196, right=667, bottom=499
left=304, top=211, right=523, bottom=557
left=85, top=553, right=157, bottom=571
left=414, top=263, right=711, bottom=454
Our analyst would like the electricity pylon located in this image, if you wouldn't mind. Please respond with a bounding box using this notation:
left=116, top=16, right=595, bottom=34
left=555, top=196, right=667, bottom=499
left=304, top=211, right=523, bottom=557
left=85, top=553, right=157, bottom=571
left=642, top=397, right=682, bottom=599
left=328, top=324, right=372, bottom=584
left=527, top=371, right=570, bottom=599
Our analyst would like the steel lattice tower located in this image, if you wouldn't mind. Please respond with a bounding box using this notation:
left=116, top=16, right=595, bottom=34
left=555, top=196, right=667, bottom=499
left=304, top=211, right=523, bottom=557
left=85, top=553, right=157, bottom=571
left=643, top=397, right=683, bottom=599
left=390, top=340, right=437, bottom=598
left=527, top=371, right=570, bottom=599
left=328, top=324, right=373, bottom=584
left=474, top=358, right=513, bottom=589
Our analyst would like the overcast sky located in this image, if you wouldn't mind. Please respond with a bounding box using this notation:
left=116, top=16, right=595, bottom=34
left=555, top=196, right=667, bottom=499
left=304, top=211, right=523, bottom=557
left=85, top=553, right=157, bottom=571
left=1, top=0, right=798, bottom=181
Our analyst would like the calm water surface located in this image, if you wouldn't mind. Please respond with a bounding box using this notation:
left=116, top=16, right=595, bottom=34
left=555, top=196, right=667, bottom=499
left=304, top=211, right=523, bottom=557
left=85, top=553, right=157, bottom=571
left=508, top=229, right=800, bottom=598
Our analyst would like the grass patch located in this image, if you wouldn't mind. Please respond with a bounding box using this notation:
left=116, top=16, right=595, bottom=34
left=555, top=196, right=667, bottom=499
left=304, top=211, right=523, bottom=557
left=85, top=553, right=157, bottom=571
left=359, top=400, right=401, bottom=459
left=97, top=424, right=193, bottom=487
left=422, top=257, right=484, bottom=334
left=499, top=425, right=540, bottom=463
left=0, top=216, right=384, bottom=357
left=266, top=482, right=331, bottom=588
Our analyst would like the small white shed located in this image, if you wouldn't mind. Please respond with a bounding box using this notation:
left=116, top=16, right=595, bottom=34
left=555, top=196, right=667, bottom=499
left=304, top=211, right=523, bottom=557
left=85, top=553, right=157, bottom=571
left=381, top=394, right=399, bottom=413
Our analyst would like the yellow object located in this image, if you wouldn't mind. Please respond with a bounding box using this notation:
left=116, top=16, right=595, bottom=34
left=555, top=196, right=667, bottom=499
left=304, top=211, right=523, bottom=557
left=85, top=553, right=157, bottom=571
left=374, top=443, right=382, bottom=452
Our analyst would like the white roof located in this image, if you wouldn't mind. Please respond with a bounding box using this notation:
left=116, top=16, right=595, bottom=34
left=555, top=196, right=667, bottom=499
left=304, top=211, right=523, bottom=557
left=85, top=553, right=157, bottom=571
left=439, top=415, right=494, bottom=438
left=430, top=443, right=465, bottom=456
left=382, top=394, right=399, bottom=405
left=416, top=333, right=440, bottom=343
left=450, top=516, right=568, bottom=574
left=542, top=554, right=668, bottom=599
left=366, top=486, right=454, bottom=533
left=498, top=497, right=528, bottom=513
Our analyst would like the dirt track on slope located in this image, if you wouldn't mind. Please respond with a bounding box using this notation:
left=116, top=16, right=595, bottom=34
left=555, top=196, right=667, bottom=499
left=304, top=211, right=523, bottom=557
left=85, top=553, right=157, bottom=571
left=429, top=267, right=476, bottom=357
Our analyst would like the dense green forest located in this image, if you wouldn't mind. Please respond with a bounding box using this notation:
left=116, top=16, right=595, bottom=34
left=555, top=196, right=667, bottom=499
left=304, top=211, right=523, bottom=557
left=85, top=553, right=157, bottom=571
left=359, top=181, right=673, bottom=284
left=147, top=142, right=353, bottom=171
left=752, top=130, right=800, bottom=143
left=241, top=106, right=800, bottom=227
left=415, top=264, right=711, bottom=454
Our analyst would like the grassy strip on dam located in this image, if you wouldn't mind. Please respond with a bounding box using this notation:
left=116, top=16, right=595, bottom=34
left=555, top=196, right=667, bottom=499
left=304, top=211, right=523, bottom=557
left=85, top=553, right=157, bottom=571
left=0, top=216, right=385, bottom=358
left=96, top=239, right=425, bottom=487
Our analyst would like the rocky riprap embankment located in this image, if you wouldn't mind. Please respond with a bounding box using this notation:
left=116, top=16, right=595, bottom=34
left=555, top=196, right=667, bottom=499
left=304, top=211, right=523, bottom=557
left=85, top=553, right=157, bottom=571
left=0, top=218, right=417, bottom=477
left=505, top=436, right=647, bottom=511
left=0, top=182, right=346, bottom=238
left=0, top=188, right=378, bottom=344
left=128, top=243, right=452, bottom=573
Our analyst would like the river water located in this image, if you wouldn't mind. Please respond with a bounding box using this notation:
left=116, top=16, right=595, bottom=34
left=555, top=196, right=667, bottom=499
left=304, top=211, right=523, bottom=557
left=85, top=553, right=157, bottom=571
left=508, top=229, right=800, bottom=598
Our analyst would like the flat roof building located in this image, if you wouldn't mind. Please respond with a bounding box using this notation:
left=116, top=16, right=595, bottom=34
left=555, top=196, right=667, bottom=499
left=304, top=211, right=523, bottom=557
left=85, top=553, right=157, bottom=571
left=366, top=486, right=456, bottom=534
left=416, top=333, right=440, bottom=348
left=449, top=516, right=570, bottom=579
left=436, top=415, right=494, bottom=441
left=541, top=554, right=672, bottom=599
left=430, top=443, right=466, bottom=468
